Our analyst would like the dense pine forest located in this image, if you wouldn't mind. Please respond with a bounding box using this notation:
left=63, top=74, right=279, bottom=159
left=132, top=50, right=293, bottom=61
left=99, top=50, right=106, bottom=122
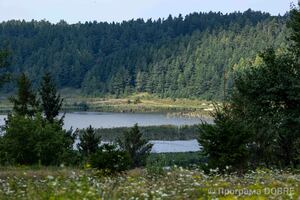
left=0, top=10, right=287, bottom=99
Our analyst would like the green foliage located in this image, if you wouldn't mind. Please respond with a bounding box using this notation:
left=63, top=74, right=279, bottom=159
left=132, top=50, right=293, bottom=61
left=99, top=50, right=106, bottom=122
left=90, top=144, right=130, bottom=174
left=91, top=125, right=199, bottom=141
left=199, top=5, right=300, bottom=172
left=118, top=124, right=153, bottom=168
left=0, top=48, right=10, bottom=87
left=0, top=168, right=298, bottom=199
left=198, top=104, right=251, bottom=173
left=9, top=73, right=39, bottom=117
left=39, top=72, right=63, bottom=123
left=232, top=48, right=300, bottom=168
left=147, top=152, right=204, bottom=169
left=75, top=101, right=89, bottom=111
left=0, top=72, right=76, bottom=166
left=77, top=125, right=101, bottom=158
left=0, top=113, right=74, bottom=165
left=0, top=11, right=287, bottom=99
left=288, top=3, right=300, bottom=56
left=133, top=97, right=141, bottom=104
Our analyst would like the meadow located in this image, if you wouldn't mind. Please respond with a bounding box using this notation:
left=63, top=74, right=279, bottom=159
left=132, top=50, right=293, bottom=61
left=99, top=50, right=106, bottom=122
left=0, top=167, right=299, bottom=200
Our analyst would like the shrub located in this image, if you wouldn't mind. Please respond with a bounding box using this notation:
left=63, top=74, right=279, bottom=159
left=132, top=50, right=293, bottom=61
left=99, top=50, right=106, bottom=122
left=118, top=124, right=153, bottom=168
left=198, top=104, right=251, bottom=173
left=133, top=97, right=141, bottom=104
left=90, top=144, right=130, bottom=174
left=77, top=125, right=101, bottom=159
left=0, top=113, right=74, bottom=166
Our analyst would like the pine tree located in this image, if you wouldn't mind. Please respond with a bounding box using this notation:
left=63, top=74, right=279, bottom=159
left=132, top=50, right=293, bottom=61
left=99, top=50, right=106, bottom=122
left=10, top=73, right=39, bottom=117
left=198, top=104, right=251, bottom=173
left=135, top=71, right=144, bottom=92
left=118, top=124, right=153, bottom=168
left=77, top=125, right=101, bottom=158
left=289, top=3, right=300, bottom=56
left=0, top=49, right=10, bottom=87
left=39, top=72, right=63, bottom=123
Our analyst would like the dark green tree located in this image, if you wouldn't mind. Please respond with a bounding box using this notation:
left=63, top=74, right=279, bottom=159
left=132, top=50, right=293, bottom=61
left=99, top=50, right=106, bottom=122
left=232, top=48, right=300, bottom=167
left=9, top=73, right=39, bottom=116
left=39, top=72, right=63, bottom=123
left=1, top=112, right=74, bottom=165
left=0, top=73, right=76, bottom=166
left=0, top=49, right=10, bottom=87
left=198, top=104, right=251, bottom=173
left=90, top=144, right=131, bottom=174
left=0, top=11, right=286, bottom=99
left=289, top=3, right=300, bottom=56
left=77, top=125, right=101, bottom=158
left=118, top=124, right=153, bottom=168
left=198, top=4, right=300, bottom=171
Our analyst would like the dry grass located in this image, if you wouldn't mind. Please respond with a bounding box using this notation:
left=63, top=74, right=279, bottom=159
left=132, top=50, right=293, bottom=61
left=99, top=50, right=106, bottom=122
left=62, top=93, right=216, bottom=117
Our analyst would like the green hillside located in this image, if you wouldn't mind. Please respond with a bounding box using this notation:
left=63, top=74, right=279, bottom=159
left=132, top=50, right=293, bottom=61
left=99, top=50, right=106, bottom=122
left=0, top=10, right=287, bottom=99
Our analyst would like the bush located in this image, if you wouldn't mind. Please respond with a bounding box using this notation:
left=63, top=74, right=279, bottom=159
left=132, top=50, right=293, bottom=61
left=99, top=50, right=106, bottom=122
left=198, top=104, right=251, bottom=173
left=133, top=97, right=141, bottom=104
left=77, top=125, right=101, bottom=160
left=0, top=113, right=74, bottom=166
left=90, top=144, right=131, bottom=174
left=118, top=124, right=153, bottom=168
left=74, top=102, right=89, bottom=111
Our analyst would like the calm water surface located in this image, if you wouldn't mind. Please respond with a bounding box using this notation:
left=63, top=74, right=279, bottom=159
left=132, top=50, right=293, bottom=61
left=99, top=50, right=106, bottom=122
left=0, top=112, right=204, bottom=153
left=0, top=112, right=205, bottom=130
left=150, top=140, right=200, bottom=153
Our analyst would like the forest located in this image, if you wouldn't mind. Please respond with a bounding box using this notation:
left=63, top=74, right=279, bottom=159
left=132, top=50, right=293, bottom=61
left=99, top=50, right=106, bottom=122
left=0, top=10, right=287, bottom=99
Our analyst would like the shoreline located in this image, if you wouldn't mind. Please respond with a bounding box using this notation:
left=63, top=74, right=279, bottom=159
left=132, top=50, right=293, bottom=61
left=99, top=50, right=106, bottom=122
left=0, top=95, right=215, bottom=118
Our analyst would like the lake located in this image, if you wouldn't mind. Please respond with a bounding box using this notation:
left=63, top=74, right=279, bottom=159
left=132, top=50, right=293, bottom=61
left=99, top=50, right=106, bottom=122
left=0, top=112, right=205, bottom=130
left=0, top=112, right=205, bottom=153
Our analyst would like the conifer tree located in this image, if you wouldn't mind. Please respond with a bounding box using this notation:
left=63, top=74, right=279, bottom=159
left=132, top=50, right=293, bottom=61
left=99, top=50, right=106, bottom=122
left=289, top=3, right=300, bottom=56
left=118, top=124, right=153, bottom=167
left=10, top=73, right=39, bottom=117
left=39, top=72, right=63, bottom=123
left=0, top=49, right=10, bottom=87
left=77, top=125, right=101, bottom=158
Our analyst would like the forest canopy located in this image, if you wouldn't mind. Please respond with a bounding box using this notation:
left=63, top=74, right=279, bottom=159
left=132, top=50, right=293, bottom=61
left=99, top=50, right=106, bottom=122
left=0, top=10, right=288, bottom=99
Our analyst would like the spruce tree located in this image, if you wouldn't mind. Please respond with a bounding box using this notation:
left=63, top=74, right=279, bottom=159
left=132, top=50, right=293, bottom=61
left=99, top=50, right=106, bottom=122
left=198, top=104, right=251, bottom=173
left=0, top=49, right=10, bottom=87
left=199, top=4, right=300, bottom=170
left=9, top=73, right=39, bottom=117
left=39, top=72, right=63, bottom=123
left=77, top=125, right=101, bottom=158
left=289, top=3, right=300, bottom=56
left=118, top=124, right=153, bottom=168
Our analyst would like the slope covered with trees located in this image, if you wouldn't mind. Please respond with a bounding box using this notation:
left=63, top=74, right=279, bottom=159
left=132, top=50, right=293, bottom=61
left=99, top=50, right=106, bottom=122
left=0, top=10, right=287, bottom=99
left=199, top=4, right=300, bottom=172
